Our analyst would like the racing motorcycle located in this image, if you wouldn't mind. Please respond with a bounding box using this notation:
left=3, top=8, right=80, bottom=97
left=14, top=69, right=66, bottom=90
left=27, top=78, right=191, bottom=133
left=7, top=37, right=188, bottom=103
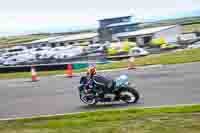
left=78, top=75, right=140, bottom=105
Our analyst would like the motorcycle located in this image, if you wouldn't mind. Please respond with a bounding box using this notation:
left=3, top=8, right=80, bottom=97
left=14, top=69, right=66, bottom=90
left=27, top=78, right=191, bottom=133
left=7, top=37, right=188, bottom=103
left=78, top=74, right=140, bottom=105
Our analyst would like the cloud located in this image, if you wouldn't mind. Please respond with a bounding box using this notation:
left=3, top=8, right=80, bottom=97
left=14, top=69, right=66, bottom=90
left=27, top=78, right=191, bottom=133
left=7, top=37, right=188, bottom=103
left=0, top=0, right=199, bottom=35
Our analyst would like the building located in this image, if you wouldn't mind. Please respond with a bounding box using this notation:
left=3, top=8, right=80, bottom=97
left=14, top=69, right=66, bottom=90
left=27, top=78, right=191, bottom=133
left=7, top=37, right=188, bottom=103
left=113, top=25, right=182, bottom=46
left=21, top=36, right=63, bottom=48
left=48, top=32, right=98, bottom=46
left=21, top=32, right=98, bottom=48
left=98, top=16, right=140, bottom=42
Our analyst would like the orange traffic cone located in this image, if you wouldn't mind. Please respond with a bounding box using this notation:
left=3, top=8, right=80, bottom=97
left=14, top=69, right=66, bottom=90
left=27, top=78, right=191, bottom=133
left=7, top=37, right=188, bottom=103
left=66, top=64, right=73, bottom=78
left=31, top=65, right=39, bottom=81
left=128, top=57, right=136, bottom=70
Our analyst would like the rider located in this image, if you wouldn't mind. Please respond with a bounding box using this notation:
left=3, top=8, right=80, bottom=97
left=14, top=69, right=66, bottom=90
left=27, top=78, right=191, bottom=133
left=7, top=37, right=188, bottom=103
left=87, top=64, right=96, bottom=78
left=86, top=64, right=113, bottom=94
left=86, top=64, right=102, bottom=94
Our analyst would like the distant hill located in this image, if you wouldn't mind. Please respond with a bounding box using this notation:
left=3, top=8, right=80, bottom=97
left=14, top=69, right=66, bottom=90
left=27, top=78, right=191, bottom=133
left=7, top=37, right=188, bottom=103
left=140, top=16, right=200, bottom=27
left=139, top=16, right=200, bottom=33
left=0, top=34, right=49, bottom=48
left=0, top=16, right=200, bottom=48
left=0, top=28, right=97, bottom=48
left=155, top=16, right=200, bottom=25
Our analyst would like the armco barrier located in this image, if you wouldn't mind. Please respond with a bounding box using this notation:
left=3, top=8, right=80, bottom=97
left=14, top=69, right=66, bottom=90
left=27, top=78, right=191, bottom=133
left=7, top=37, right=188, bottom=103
left=0, top=54, right=108, bottom=73
left=0, top=63, right=67, bottom=73
left=0, top=56, right=124, bottom=74
left=0, top=61, right=111, bottom=74
left=0, top=54, right=147, bottom=74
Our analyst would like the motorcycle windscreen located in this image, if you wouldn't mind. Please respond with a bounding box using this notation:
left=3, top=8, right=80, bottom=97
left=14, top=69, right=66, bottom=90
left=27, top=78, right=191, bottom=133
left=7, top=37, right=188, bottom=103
left=115, top=75, right=128, bottom=87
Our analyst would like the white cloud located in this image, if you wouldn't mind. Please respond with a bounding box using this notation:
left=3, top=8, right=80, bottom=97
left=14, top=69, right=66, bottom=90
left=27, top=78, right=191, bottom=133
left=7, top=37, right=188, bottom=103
left=0, top=0, right=199, bottom=35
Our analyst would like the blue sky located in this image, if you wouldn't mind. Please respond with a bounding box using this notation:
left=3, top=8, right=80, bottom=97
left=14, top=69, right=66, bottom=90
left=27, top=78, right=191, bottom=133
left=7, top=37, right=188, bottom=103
left=0, top=0, right=200, bottom=36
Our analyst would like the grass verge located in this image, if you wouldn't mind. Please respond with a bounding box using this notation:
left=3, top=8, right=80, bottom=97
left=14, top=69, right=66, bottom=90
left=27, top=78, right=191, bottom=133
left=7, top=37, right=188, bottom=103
left=183, top=23, right=200, bottom=32
left=1, top=48, right=200, bottom=79
left=0, top=35, right=49, bottom=48
left=0, top=105, right=200, bottom=133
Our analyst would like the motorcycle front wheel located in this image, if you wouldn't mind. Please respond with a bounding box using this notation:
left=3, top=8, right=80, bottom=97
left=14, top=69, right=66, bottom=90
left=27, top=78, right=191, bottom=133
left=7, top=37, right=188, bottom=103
left=120, top=86, right=140, bottom=104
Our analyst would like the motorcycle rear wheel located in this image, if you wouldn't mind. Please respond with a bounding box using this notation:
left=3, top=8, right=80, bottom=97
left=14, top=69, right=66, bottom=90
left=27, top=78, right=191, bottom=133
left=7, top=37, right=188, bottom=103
left=80, top=94, right=97, bottom=105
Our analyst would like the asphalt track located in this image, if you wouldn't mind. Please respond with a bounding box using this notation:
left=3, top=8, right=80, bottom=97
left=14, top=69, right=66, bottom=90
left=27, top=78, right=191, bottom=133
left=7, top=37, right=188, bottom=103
left=0, top=62, right=200, bottom=119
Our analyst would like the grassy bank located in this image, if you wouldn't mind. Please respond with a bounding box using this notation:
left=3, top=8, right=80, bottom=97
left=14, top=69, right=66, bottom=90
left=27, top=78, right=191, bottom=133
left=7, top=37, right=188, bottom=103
left=1, top=48, right=200, bottom=79
left=0, top=105, right=200, bottom=133
left=0, top=35, right=48, bottom=48
left=183, top=23, right=200, bottom=32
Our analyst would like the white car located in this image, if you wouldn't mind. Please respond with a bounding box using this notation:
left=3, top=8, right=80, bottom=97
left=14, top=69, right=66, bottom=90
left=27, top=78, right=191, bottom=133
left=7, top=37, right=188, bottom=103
left=28, top=47, right=51, bottom=58
left=187, top=42, right=200, bottom=49
left=0, top=56, right=6, bottom=64
left=0, top=48, right=7, bottom=56
left=54, top=46, right=84, bottom=59
left=29, top=47, right=51, bottom=53
left=2, top=46, right=29, bottom=58
left=129, top=47, right=149, bottom=56
left=40, top=47, right=69, bottom=59
left=1, top=52, right=19, bottom=59
left=3, top=53, right=36, bottom=65
left=86, top=44, right=104, bottom=53
left=6, top=46, right=29, bottom=55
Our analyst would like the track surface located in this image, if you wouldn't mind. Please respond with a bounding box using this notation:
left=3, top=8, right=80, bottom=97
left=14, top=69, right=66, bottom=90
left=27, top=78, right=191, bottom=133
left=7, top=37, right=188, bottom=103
left=0, top=62, right=200, bottom=119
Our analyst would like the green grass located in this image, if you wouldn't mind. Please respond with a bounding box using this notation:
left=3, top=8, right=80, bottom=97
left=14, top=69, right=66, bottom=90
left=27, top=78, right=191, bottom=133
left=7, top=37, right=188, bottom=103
left=0, top=70, right=66, bottom=79
left=183, top=23, right=200, bottom=32
left=134, top=48, right=200, bottom=65
left=1, top=48, right=200, bottom=79
left=0, top=35, right=49, bottom=48
left=0, top=105, right=200, bottom=133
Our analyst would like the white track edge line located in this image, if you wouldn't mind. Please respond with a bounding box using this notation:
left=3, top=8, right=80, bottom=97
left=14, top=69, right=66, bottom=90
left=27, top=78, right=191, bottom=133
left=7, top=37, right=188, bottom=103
left=0, top=103, right=199, bottom=121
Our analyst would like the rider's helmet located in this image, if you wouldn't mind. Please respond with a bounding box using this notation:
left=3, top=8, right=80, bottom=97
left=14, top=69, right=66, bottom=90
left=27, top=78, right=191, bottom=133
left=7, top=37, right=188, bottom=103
left=87, top=64, right=96, bottom=76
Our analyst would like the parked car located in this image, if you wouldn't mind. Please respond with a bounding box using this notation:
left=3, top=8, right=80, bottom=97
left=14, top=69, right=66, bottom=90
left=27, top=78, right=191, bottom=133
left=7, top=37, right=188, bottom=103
left=7, top=46, right=28, bottom=54
left=178, top=33, right=198, bottom=45
left=3, top=53, right=36, bottom=65
left=0, top=56, right=6, bottom=64
left=54, top=46, right=84, bottom=59
left=1, top=46, right=29, bottom=59
left=28, top=47, right=51, bottom=59
left=86, top=44, right=104, bottom=54
left=38, top=47, right=65, bottom=59
left=187, top=41, right=200, bottom=49
left=129, top=47, right=149, bottom=57
left=0, top=48, right=7, bottom=56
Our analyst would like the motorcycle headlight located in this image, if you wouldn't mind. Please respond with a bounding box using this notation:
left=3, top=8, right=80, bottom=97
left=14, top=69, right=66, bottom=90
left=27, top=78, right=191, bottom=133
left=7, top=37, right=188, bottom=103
left=124, top=82, right=129, bottom=86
